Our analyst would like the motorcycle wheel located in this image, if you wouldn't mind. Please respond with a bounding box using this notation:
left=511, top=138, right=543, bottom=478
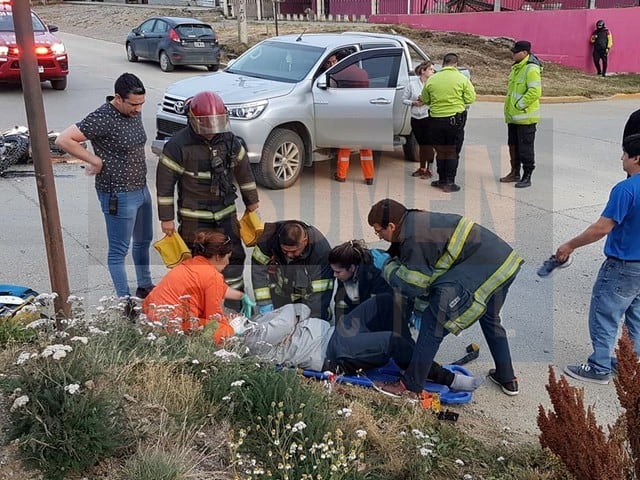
left=0, top=134, right=30, bottom=174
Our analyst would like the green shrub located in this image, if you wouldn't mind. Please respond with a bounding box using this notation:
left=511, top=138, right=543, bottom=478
left=8, top=341, right=129, bottom=479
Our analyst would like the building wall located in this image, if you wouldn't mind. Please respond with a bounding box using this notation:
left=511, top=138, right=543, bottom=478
left=371, top=7, right=640, bottom=74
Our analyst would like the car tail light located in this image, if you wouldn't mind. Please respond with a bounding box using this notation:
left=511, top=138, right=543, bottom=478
left=169, top=28, right=180, bottom=43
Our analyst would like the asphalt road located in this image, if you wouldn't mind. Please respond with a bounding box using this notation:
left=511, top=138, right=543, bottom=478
left=1, top=31, right=637, bottom=438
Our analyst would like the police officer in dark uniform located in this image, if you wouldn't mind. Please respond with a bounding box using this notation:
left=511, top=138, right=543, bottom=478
left=156, top=91, right=259, bottom=309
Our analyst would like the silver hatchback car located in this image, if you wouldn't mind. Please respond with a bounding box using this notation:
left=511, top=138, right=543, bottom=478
left=154, top=32, right=436, bottom=189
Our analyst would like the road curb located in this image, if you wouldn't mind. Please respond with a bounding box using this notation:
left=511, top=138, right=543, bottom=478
left=477, top=92, right=640, bottom=104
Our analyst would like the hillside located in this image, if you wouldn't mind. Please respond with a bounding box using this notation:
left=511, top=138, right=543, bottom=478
left=33, top=2, right=640, bottom=97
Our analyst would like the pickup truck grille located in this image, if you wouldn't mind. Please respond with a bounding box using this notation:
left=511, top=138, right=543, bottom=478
left=157, top=118, right=187, bottom=137
left=161, top=94, right=189, bottom=116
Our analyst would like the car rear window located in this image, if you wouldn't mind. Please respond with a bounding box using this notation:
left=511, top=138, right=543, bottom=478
left=175, top=24, right=214, bottom=39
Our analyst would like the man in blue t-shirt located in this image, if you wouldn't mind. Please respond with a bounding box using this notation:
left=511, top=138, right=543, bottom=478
left=554, top=133, right=640, bottom=384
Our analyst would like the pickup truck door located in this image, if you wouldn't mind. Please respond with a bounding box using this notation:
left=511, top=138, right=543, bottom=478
left=313, top=47, right=403, bottom=151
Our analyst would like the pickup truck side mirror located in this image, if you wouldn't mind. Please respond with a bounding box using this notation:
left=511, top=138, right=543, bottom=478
left=316, top=75, right=328, bottom=90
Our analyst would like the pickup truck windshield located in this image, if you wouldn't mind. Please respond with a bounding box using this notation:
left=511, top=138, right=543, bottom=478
left=0, top=12, right=47, bottom=32
left=226, top=40, right=325, bottom=83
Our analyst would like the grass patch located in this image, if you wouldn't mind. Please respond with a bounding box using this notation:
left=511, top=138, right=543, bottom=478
left=0, top=298, right=572, bottom=479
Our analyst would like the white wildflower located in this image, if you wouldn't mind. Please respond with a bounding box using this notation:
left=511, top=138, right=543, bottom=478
left=88, top=326, right=109, bottom=335
left=455, top=458, right=465, bottom=466
left=291, top=421, right=307, bottom=433
left=40, top=344, right=72, bottom=360
left=10, top=395, right=29, bottom=412
left=222, top=395, right=231, bottom=401
left=497, top=456, right=505, bottom=462
left=146, top=332, right=157, bottom=342
left=337, top=408, right=352, bottom=417
left=70, top=336, right=88, bottom=344
left=419, top=447, right=433, bottom=456
left=355, top=429, right=367, bottom=439
left=411, top=428, right=426, bottom=439
left=463, top=475, right=473, bottom=480
left=191, top=359, right=200, bottom=364
left=231, top=380, right=245, bottom=387
left=15, top=352, right=33, bottom=365
left=64, top=384, right=81, bottom=395
left=25, top=318, right=55, bottom=329
left=214, top=349, right=241, bottom=359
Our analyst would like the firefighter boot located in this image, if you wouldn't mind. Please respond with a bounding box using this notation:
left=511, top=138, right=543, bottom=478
left=515, top=170, right=532, bottom=188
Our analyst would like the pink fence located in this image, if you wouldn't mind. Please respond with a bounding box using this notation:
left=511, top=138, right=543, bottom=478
left=371, top=7, right=640, bottom=73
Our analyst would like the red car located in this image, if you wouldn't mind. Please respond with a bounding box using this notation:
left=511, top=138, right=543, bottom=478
left=0, top=0, right=69, bottom=90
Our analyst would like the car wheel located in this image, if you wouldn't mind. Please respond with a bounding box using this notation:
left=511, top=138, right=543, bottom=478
left=207, top=64, right=219, bottom=72
left=159, top=51, right=174, bottom=72
left=50, top=77, right=67, bottom=91
left=126, top=43, right=138, bottom=62
left=0, top=134, right=30, bottom=174
left=252, top=128, right=304, bottom=190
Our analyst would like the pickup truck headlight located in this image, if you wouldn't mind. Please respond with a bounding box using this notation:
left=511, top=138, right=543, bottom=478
left=227, top=100, right=268, bottom=120
left=50, top=43, right=66, bottom=55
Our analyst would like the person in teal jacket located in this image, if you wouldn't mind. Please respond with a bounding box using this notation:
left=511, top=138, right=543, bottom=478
left=500, top=40, right=542, bottom=189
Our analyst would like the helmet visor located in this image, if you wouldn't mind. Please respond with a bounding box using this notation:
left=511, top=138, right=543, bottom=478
left=189, top=113, right=230, bottom=136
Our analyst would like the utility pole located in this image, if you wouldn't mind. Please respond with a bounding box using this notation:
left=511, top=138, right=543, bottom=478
left=12, top=0, right=71, bottom=322
left=237, top=0, right=247, bottom=45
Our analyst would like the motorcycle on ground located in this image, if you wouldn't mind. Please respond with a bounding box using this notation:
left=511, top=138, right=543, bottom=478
left=0, top=126, right=79, bottom=175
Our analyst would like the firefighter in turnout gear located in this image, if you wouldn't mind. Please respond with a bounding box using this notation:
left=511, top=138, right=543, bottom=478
left=367, top=198, right=523, bottom=397
left=156, top=91, right=259, bottom=309
left=251, top=221, right=334, bottom=320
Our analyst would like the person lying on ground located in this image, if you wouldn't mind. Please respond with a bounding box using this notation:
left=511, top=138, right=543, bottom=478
left=216, top=294, right=484, bottom=392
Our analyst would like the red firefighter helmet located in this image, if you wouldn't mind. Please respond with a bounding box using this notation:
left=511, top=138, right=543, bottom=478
left=186, top=91, right=230, bottom=136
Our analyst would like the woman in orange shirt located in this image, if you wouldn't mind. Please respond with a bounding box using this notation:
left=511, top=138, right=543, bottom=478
left=143, top=229, right=254, bottom=332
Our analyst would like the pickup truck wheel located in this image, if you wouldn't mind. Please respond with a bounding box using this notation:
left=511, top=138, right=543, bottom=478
left=403, top=133, right=419, bottom=162
left=126, top=43, right=138, bottom=62
left=253, top=129, right=304, bottom=189
left=159, top=51, right=174, bottom=72
left=50, top=78, right=67, bottom=91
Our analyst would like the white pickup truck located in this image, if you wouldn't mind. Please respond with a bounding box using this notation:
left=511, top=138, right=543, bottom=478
left=153, top=31, right=466, bottom=189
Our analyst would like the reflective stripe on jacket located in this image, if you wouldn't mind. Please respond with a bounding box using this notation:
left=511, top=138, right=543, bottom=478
left=251, top=221, right=334, bottom=320
left=381, top=211, right=523, bottom=335
left=156, top=127, right=258, bottom=223
left=504, top=54, right=542, bottom=125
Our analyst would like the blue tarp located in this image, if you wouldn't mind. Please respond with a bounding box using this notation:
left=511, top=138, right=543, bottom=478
left=302, top=361, right=473, bottom=404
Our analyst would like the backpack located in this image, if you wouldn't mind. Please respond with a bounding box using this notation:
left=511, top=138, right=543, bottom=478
left=0, top=284, right=39, bottom=318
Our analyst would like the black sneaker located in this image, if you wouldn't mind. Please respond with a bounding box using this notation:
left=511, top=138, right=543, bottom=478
left=487, top=369, right=519, bottom=396
left=135, top=285, right=155, bottom=299
left=439, top=183, right=461, bottom=193
left=537, top=255, right=572, bottom=277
